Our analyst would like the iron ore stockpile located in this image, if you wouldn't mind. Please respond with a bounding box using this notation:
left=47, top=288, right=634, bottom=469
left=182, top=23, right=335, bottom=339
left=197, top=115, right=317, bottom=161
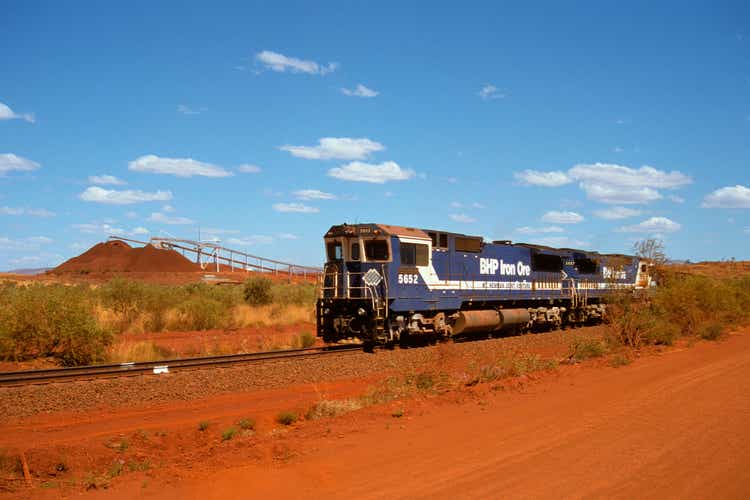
left=51, top=240, right=200, bottom=274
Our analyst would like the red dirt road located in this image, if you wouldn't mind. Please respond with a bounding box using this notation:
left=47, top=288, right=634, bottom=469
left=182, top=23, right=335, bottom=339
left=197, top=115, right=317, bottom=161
left=133, top=332, right=750, bottom=499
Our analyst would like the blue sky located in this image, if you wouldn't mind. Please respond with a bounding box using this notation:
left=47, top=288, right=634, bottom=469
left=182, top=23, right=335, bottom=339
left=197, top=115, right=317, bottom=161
left=1, top=1, right=749, bottom=270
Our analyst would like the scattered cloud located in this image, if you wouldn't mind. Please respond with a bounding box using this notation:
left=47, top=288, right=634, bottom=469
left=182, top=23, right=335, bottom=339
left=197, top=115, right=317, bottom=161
left=668, top=195, right=685, bottom=204
left=541, top=211, right=584, bottom=224
left=522, top=236, right=589, bottom=248
left=124, top=211, right=137, bottom=218
left=514, top=169, right=572, bottom=187
left=616, top=216, right=681, bottom=233
left=447, top=177, right=458, bottom=184
left=593, top=206, right=642, bottom=220
left=148, top=212, right=194, bottom=225
left=88, top=174, right=126, bottom=185
left=131, top=227, right=149, bottom=235
left=612, top=147, right=624, bottom=153
left=255, top=50, right=338, bottom=75
left=277, top=233, right=298, bottom=240
left=128, top=155, right=233, bottom=178
left=177, top=104, right=201, bottom=115
left=0, top=102, right=34, bottom=123
left=272, top=203, right=319, bottom=213
left=450, top=201, right=463, bottom=208
left=515, top=163, right=691, bottom=205
left=477, top=84, right=505, bottom=100
left=293, top=189, right=337, bottom=200
left=280, top=137, right=384, bottom=160
left=162, top=204, right=175, bottom=212
left=0, top=236, right=54, bottom=250
left=515, top=226, right=565, bottom=234
left=1, top=206, right=55, bottom=217
left=0, top=153, right=40, bottom=176
left=79, top=186, right=172, bottom=205
left=472, top=202, right=485, bottom=209
left=449, top=213, right=476, bottom=223
left=226, top=235, right=274, bottom=246
left=238, top=164, right=262, bottom=174
left=72, top=222, right=126, bottom=235
left=341, top=84, right=379, bottom=98
left=328, top=161, right=415, bottom=183
left=701, top=185, right=750, bottom=208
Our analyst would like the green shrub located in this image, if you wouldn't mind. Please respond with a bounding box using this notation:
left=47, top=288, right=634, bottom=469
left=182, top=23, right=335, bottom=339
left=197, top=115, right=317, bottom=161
left=243, top=277, right=273, bottom=306
left=198, top=421, right=210, bottom=432
left=272, top=283, right=317, bottom=307
left=176, top=296, right=229, bottom=331
left=238, top=418, right=255, bottom=430
left=221, top=427, right=237, bottom=441
left=568, top=337, right=607, bottom=362
left=276, top=411, right=297, bottom=426
left=0, top=283, right=112, bottom=366
left=699, top=322, right=724, bottom=341
left=298, top=331, right=316, bottom=348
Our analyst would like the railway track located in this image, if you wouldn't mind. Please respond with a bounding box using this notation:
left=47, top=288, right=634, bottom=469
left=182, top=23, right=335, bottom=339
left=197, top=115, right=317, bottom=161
left=0, top=345, right=362, bottom=387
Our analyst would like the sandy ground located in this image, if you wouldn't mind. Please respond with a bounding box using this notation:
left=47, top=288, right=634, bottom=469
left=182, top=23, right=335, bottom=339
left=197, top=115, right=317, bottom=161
left=1, top=327, right=748, bottom=498
left=126, top=331, right=750, bottom=499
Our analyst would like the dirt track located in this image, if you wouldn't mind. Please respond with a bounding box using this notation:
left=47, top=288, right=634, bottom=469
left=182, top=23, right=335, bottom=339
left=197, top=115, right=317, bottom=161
left=124, top=330, right=750, bottom=499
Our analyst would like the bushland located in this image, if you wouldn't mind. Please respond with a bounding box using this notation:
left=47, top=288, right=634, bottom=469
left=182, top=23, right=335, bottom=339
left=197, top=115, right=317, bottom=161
left=607, top=272, right=750, bottom=348
left=0, top=276, right=318, bottom=365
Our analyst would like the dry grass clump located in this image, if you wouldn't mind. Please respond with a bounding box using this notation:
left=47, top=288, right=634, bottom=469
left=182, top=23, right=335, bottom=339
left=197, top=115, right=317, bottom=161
left=567, top=337, right=607, bottom=362
left=607, top=273, right=750, bottom=348
left=108, top=340, right=173, bottom=363
left=466, top=353, right=558, bottom=386
left=306, top=399, right=363, bottom=420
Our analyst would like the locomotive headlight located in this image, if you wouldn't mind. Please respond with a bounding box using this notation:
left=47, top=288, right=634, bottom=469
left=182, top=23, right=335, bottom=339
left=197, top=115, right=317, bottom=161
left=357, top=307, right=367, bottom=317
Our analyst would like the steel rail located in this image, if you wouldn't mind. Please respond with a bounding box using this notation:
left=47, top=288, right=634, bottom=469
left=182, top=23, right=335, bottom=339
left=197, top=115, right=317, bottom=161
left=0, top=345, right=361, bottom=387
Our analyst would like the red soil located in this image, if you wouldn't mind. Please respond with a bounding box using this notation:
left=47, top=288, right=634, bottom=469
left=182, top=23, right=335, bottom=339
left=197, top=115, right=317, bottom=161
left=1, top=328, right=749, bottom=497
left=52, top=241, right=200, bottom=274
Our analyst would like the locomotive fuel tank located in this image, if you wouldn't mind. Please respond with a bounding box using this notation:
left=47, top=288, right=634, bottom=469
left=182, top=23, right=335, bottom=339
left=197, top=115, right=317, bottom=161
left=452, top=309, right=531, bottom=335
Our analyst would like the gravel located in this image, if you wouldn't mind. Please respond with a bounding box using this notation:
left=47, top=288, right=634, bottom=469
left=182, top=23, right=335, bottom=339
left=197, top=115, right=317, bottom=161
left=0, top=327, right=604, bottom=420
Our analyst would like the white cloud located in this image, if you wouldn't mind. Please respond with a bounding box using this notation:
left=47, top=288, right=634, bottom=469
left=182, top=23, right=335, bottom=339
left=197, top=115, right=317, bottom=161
left=0, top=153, right=40, bottom=176
left=514, top=169, right=572, bottom=187
left=569, top=163, right=691, bottom=189
left=668, top=195, right=685, bottom=204
left=516, top=226, right=565, bottom=234
left=541, top=211, right=584, bottom=224
left=128, top=155, right=232, bottom=178
left=293, top=189, right=337, bottom=200
left=522, top=236, right=589, bottom=248
left=0, top=102, right=34, bottom=123
left=341, top=84, right=379, bottom=98
left=616, top=216, right=681, bottom=233
left=277, top=233, right=298, bottom=240
left=255, top=50, right=338, bottom=75
left=450, top=201, right=463, bottom=208
left=593, top=206, right=642, bottom=220
left=447, top=177, right=458, bottom=184
left=701, top=185, right=750, bottom=208
left=478, top=84, right=505, bottom=100
left=132, top=227, right=149, bottom=235
left=88, top=174, right=126, bottom=185
left=280, top=137, right=384, bottom=160
left=449, top=214, right=476, bottom=223
left=202, top=227, right=240, bottom=235
left=79, top=186, right=172, bottom=205
left=472, top=202, right=485, bottom=209
left=0, top=236, right=54, bottom=250
left=26, top=236, right=53, bottom=244
left=124, top=211, right=137, bottom=218
left=148, top=212, right=195, bottom=225
left=273, top=202, right=319, bottom=213
left=162, top=204, right=175, bottom=212
left=177, top=104, right=200, bottom=115
left=226, top=235, right=275, bottom=246
left=1, top=206, right=55, bottom=217
left=238, top=164, right=262, bottom=174
left=328, top=161, right=415, bottom=184
left=515, top=163, right=691, bottom=205
left=72, top=222, right=126, bottom=236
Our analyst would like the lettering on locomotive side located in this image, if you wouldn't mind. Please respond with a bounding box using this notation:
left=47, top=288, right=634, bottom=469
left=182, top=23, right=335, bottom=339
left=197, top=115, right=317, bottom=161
left=479, top=258, right=531, bottom=276
left=602, top=266, right=627, bottom=280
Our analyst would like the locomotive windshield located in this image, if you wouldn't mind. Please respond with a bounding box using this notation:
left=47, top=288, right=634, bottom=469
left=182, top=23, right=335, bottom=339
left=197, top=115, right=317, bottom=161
left=326, top=241, right=343, bottom=261
left=364, top=239, right=389, bottom=261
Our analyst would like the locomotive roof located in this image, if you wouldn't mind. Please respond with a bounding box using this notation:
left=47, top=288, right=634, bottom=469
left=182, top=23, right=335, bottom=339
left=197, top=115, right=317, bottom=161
left=324, top=223, right=635, bottom=259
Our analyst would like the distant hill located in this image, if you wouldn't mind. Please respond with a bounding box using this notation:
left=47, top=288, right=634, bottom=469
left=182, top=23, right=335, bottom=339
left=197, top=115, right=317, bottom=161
left=4, top=267, right=52, bottom=275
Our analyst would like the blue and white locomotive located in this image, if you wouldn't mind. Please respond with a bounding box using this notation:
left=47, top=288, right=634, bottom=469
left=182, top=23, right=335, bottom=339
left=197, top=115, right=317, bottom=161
left=316, top=223, right=651, bottom=347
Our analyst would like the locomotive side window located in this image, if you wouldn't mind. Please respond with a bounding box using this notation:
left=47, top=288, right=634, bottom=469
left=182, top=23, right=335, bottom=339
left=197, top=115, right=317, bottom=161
left=439, top=233, right=448, bottom=248
left=531, top=253, right=563, bottom=272
left=400, top=242, right=429, bottom=266
left=575, top=257, right=599, bottom=274
left=350, top=241, right=360, bottom=261
left=364, top=239, right=389, bottom=261
left=428, top=232, right=448, bottom=250
left=428, top=232, right=437, bottom=247
left=455, top=236, right=481, bottom=253
left=326, top=241, right=343, bottom=261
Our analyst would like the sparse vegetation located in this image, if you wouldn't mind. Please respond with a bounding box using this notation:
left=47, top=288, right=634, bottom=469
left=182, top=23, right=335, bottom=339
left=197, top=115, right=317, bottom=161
left=198, top=421, right=210, bottom=432
left=0, top=276, right=318, bottom=366
left=238, top=418, right=256, bottom=430
left=221, top=427, right=237, bottom=441
left=391, top=408, right=404, bottom=418
left=568, top=337, right=607, bottom=362
left=276, top=411, right=298, bottom=425
left=306, top=399, right=362, bottom=420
